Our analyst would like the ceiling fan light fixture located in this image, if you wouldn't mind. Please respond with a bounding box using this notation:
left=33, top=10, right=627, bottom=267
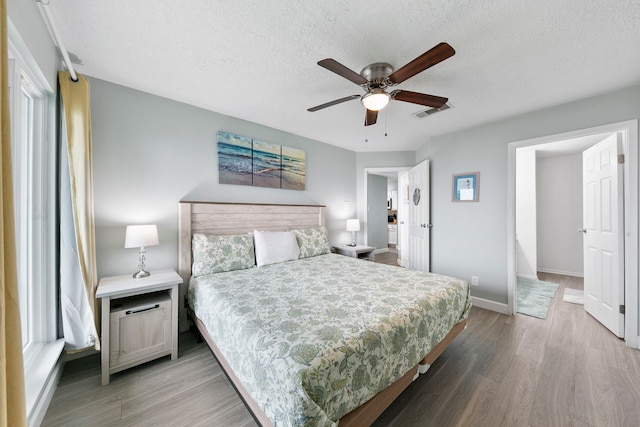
left=361, top=90, right=390, bottom=111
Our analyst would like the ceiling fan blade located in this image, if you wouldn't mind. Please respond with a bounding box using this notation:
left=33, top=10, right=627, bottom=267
left=307, top=94, right=360, bottom=112
left=318, top=59, right=369, bottom=85
left=365, top=109, right=378, bottom=126
left=388, top=43, right=455, bottom=84
left=392, top=90, right=448, bottom=108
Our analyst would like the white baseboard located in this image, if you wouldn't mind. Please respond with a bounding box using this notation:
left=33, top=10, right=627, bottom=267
left=517, top=274, right=538, bottom=281
left=372, top=248, right=389, bottom=254
left=471, top=296, right=509, bottom=314
left=538, top=268, right=584, bottom=278
left=65, top=347, right=99, bottom=361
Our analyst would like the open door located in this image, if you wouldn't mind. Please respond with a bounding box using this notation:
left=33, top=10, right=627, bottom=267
left=582, top=133, right=624, bottom=337
left=408, top=160, right=430, bottom=272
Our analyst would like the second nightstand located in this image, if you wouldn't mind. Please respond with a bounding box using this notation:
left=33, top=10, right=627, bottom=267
left=332, top=244, right=376, bottom=261
left=96, top=269, right=182, bottom=385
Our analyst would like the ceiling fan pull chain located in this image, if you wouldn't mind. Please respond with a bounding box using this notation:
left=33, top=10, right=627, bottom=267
left=385, top=108, right=388, bottom=137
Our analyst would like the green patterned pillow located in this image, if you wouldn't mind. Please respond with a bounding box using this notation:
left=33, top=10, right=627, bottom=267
left=192, top=233, right=255, bottom=277
left=293, top=227, right=331, bottom=258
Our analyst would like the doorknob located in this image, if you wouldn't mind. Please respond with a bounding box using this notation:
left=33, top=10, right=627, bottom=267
left=577, top=228, right=587, bottom=233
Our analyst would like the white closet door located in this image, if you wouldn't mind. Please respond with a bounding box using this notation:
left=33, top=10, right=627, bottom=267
left=582, top=133, right=624, bottom=337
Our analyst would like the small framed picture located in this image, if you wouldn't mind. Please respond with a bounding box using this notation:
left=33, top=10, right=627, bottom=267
left=452, top=172, right=480, bottom=202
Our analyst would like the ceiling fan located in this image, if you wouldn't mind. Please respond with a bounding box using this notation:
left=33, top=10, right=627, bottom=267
left=307, top=42, right=455, bottom=126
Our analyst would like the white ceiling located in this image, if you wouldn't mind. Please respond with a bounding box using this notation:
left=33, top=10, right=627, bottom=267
left=44, top=0, right=640, bottom=153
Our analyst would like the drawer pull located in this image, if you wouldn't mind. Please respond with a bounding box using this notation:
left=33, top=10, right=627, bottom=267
left=126, top=303, right=160, bottom=315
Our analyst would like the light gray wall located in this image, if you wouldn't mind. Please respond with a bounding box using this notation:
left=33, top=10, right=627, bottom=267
left=417, top=83, right=640, bottom=304
left=89, top=78, right=358, bottom=278
left=367, top=174, right=388, bottom=249
left=7, top=0, right=58, bottom=90
left=537, top=153, right=583, bottom=276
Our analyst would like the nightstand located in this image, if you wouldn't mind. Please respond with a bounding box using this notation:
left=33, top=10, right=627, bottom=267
left=332, top=245, right=376, bottom=261
left=96, top=269, right=182, bottom=385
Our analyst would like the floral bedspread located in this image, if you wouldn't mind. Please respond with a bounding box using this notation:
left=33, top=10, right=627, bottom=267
left=189, top=253, right=471, bottom=426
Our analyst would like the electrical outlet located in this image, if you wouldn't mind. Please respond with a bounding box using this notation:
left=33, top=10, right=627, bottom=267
left=471, top=276, right=479, bottom=286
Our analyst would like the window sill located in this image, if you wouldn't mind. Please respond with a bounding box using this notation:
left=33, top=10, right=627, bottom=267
left=24, top=339, right=65, bottom=425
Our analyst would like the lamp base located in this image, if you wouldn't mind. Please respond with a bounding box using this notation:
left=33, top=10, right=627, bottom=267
left=132, top=269, right=150, bottom=279
left=348, top=230, right=358, bottom=247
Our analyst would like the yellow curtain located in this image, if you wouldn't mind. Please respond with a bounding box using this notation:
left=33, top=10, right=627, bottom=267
left=0, top=0, right=27, bottom=424
left=59, top=71, right=100, bottom=351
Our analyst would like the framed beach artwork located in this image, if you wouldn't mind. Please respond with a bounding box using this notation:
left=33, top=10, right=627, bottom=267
left=452, top=172, right=480, bottom=202
left=217, top=131, right=306, bottom=190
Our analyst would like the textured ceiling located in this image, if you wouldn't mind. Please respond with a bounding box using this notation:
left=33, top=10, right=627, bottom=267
left=44, top=0, right=640, bottom=152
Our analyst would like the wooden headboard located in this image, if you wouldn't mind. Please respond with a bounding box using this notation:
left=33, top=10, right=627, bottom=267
left=177, top=201, right=325, bottom=326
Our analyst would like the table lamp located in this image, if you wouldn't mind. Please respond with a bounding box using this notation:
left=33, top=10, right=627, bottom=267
left=125, top=224, right=159, bottom=278
left=346, top=219, right=360, bottom=247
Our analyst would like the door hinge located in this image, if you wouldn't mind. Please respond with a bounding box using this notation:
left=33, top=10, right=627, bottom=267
left=618, top=154, right=625, bottom=164
left=620, top=304, right=625, bottom=314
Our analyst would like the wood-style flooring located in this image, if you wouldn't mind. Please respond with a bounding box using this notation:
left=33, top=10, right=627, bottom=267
left=42, top=272, right=640, bottom=427
left=374, top=245, right=399, bottom=266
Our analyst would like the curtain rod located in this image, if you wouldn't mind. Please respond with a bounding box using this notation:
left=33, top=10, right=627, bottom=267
left=37, top=0, right=78, bottom=82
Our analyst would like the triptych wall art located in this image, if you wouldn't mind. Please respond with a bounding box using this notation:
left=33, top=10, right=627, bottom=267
left=217, top=131, right=306, bottom=191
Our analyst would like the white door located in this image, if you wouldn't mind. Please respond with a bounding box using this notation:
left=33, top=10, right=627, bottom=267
left=582, top=133, right=624, bottom=337
left=408, top=160, right=430, bottom=272
left=397, top=171, right=409, bottom=267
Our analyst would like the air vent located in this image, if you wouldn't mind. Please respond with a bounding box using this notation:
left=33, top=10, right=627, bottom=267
left=412, top=103, right=453, bottom=119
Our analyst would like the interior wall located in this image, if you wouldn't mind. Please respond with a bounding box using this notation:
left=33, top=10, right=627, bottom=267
left=537, top=153, right=584, bottom=276
left=7, top=0, right=58, bottom=90
left=515, top=149, right=537, bottom=279
left=89, top=78, right=358, bottom=278
left=367, top=174, right=388, bottom=249
left=416, top=83, right=640, bottom=304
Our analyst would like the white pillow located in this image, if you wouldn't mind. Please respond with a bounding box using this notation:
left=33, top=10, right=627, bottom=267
left=253, top=230, right=300, bottom=267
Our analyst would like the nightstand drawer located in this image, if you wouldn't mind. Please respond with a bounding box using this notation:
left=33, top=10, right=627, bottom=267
left=109, top=292, right=171, bottom=370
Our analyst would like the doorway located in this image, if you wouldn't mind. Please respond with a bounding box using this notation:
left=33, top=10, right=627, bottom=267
left=364, top=161, right=431, bottom=272
left=363, top=166, right=409, bottom=266
left=507, top=120, right=638, bottom=348
left=515, top=133, right=613, bottom=321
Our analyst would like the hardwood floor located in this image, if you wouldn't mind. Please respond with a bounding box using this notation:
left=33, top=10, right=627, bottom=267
left=42, top=273, right=640, bottom=427
left=374, top=245, right=399, bottom=266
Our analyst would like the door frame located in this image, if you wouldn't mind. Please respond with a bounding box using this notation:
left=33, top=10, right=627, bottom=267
left=507, top=119, right=638, bottom=348
left=363, top=167, right=410, bottom=248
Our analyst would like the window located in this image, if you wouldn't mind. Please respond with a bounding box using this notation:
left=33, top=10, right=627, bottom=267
left=8, top=37, right=60, bottom=394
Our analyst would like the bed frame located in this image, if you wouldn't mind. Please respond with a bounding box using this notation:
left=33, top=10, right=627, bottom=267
left=178, top=201, right=467, bottom=426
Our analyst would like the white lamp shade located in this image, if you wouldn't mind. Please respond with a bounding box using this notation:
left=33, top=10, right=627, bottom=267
left=125, top=224, right=159, bottom=248
left=346, top=219, right=360, bottom=232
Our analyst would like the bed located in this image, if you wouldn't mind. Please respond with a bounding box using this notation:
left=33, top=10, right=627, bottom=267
left=178, top=201, right=471, bottom=426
